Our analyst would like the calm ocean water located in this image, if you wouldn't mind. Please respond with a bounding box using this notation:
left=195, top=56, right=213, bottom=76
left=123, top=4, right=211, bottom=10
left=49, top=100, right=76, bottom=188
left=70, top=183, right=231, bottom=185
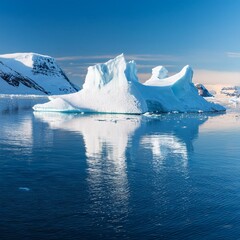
left=1, top=109, right=240, bottom=239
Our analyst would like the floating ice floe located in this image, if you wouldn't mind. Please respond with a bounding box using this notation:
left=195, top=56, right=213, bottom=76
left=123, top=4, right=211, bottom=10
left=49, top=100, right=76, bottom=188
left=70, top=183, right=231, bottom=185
left=18, top=187, right=30, bottom=192
left=33, top=54, right=225, bottom=114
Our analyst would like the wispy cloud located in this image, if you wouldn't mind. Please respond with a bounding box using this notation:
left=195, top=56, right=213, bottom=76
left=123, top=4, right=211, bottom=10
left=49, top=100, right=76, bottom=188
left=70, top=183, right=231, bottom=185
left=56, top=54, right=180, bottom=62
left=226, top=52, right=240, bottom=58
left=126, top=54, right=180, bottom=62
left=137, top=64, right=176, bottom=69
left=55, top=55, right=117, bottom=61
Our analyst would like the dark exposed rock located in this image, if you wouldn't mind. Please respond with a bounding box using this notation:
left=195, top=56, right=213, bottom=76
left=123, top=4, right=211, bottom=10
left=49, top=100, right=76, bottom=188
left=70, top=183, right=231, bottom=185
left=195, top=83, right=212, bottom=97
left=31, top=55, right=78, bottom=92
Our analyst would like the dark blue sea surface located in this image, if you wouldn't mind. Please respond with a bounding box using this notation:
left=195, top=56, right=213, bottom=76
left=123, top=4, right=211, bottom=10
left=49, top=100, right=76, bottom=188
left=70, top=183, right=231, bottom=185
left=1, top=110, right=240, bottom=239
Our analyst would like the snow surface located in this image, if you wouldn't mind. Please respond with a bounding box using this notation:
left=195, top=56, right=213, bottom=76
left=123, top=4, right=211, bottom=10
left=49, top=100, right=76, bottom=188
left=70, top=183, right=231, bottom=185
left=33, top=54, right=225, bottom=114
left=0, top=53, right=79, bottom=95
left=149, top=66, right=168, bottom=80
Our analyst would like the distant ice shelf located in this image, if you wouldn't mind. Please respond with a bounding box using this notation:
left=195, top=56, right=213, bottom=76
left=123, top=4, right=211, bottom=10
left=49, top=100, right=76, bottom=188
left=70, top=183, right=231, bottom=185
left=33, top=54, right=225, bottom=114
left=0, top=94, right=48, bottom=113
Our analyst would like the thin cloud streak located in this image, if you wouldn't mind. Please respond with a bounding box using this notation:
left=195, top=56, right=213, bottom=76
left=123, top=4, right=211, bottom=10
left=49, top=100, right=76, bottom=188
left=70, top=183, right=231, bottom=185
left=56, top=54, right=180, bottom=62
left=226, top=52, right=240, bottom=58
left=126, top=54, right=181, bottom=62
left=55, top=55, right=117, bottom=61
left=137, top=64, right=176, bottom=69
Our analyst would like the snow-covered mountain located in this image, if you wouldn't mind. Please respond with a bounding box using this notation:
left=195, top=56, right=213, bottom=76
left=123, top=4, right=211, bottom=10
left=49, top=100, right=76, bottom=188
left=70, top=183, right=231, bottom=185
left=33, top=54, right=225, bottom=114
left=0, top=53, right=79, bottom=95
left=203, top=85, right=240, bottom=107
left=195, top=83, right=212, bottom=97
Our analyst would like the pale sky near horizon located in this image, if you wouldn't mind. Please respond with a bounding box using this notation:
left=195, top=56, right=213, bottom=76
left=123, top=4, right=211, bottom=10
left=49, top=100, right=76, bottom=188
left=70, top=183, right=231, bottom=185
left=1, top=0, right=240, bottom=86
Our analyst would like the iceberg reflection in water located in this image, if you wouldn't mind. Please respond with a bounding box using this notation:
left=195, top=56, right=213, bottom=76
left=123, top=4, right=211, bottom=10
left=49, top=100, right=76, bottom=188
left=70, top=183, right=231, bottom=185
left=141, top=134, right=188, bottom=169
left=33, top=113, right=142, bottom=226
left=4, top=110, right=240, bottom=239
left=33, top=112, right=207, bottom=213
left=34, top=112, right=207, bottom=173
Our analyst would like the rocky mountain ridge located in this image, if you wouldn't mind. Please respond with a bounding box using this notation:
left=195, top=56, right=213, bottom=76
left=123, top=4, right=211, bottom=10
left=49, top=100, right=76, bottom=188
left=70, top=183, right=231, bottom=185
left=0, top=53, right=79, bottom=95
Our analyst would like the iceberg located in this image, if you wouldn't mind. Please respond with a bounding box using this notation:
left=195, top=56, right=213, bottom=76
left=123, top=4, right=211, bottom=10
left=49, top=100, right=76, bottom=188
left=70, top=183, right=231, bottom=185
left=33, top=54, right=225, bottom=114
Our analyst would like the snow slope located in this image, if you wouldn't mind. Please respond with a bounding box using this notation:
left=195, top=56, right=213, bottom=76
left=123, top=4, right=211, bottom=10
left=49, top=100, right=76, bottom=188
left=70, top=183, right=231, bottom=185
left=0, top=53, right=79, bottom=95
left=33, top=54, right=225, bottom=114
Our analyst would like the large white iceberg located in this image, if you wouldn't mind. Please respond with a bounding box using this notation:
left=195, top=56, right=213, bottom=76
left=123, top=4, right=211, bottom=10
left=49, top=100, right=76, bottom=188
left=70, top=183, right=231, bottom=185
left=33, top=54, right=225, bottom=114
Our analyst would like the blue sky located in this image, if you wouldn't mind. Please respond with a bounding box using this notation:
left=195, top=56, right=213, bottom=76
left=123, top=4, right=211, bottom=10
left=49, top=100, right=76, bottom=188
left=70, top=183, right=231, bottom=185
left=1, top=0, right=240, bottom=85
